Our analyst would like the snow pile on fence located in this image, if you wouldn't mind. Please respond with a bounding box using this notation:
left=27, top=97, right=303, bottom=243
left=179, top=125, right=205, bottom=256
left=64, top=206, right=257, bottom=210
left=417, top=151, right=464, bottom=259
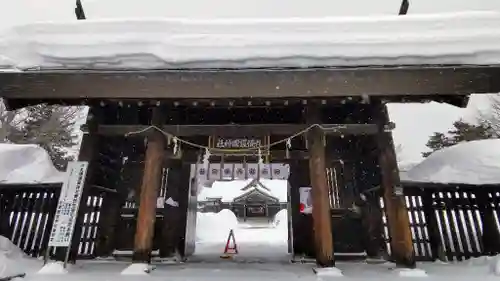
left=1, top=11, right=500, bottom=70
left=0, top=144, right=65, bottom=184
left=405, top=139, right=500, bottom=185
left=196, top=209, right=238, bottom=242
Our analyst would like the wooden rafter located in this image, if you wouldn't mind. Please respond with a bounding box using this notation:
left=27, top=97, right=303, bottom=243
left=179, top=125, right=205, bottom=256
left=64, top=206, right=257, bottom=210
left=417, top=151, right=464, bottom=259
left=96, top=124, right=380, bottom=137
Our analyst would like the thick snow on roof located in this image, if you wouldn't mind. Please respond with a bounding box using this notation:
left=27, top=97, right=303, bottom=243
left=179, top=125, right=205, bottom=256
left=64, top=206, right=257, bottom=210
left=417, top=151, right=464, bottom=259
left=405, top=139, right=500, bottom=185
left=198, top=179, right=287, bottom=203
left=0, top=144, right=65, bottom=184
left=1, top=11, right=500, bottom=70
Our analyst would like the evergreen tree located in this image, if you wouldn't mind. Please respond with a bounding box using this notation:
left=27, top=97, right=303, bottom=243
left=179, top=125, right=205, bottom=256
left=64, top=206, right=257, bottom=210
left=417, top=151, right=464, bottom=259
left=422, top=119, right=495, bottom=158
left=422, top=132, right=452, bottom=157
left=7, top=104, right=81, bottom=171
left=447, top=119, right=494, bottom=143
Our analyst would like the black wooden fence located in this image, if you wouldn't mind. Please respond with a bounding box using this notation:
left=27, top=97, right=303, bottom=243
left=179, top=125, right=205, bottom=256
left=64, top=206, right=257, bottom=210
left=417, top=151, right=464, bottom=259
left=383, top=181, right=500, bottom=261
left=2, top=181, right=500, bottom=261
left=0, top=183, right=102, bottom=259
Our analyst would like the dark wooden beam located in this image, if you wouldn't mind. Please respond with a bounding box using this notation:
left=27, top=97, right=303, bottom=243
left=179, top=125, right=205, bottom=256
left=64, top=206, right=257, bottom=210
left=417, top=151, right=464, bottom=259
left=306, top=105, right=335, bottom=267
left=374, top=101, right=415, bottom=268
left=97, top=124, right=379, bottom=137
left=132, top=107, right=166, bottom=263
left=178, top=150, right=310, bottom=163
left=0, top=65, right=498, bottom=100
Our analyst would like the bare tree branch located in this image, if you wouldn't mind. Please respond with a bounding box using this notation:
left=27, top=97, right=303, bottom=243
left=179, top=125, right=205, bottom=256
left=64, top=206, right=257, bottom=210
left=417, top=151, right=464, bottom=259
left=477, top=94, right=500, bottom=138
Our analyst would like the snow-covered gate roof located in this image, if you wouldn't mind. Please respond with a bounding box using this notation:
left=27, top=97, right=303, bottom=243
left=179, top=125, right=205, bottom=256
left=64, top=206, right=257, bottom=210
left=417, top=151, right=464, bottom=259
left=1, top=12, right=500, bottom=103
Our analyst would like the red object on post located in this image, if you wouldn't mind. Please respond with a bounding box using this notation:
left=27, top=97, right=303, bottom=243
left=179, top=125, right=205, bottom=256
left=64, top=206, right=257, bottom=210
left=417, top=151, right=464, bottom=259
left=299, top=203, right=305, bottom=212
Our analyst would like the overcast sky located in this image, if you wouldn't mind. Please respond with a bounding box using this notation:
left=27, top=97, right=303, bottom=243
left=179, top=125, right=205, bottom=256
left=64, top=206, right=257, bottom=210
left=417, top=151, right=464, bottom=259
left=1, top=0, right=499, bottom=164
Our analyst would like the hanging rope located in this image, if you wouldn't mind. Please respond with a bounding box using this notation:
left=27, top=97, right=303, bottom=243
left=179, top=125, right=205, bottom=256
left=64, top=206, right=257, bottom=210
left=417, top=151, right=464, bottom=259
left=124, top=123, right=330, bottom=153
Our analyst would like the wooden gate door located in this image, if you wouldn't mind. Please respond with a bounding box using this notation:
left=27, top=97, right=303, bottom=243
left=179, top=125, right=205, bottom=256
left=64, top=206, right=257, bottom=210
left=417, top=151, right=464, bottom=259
left=290, top=160, right=366, bottom=260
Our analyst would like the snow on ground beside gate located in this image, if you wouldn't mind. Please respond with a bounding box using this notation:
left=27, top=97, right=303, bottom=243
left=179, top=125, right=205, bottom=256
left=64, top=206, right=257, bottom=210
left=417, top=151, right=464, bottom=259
left=196, top=209, right=238, bottom=242
left=405, top=139, right=500, bottom=184
left=0, top=144, right=65, bottom=184
left=194, top=209, right=288, bottom=262
left=0, top=235, right=40, bottom=279
left=2, top=11, right=500, bottom=69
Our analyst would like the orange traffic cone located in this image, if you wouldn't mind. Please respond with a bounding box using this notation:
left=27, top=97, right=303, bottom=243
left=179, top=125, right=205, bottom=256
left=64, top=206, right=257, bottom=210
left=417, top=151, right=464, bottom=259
left=220, top=229, right=238, bottom=259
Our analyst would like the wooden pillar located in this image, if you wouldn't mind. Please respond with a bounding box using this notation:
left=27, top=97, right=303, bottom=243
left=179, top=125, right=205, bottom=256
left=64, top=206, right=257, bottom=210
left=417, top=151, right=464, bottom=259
left=132, top=107, right=165, bottom=263
left=306, top=106, right=335, bottom=267
left=68, top=107, right=101, bottom=262
left=374, top=101, right=416, bottom=268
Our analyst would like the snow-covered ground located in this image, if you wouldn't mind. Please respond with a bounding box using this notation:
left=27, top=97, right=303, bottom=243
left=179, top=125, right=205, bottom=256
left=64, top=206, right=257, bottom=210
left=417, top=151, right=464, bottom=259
left=193, top=209, right=289, bottom=263
left=0, top=235, right=45, bottom=279
left=5, top=211, right=500, bottom=281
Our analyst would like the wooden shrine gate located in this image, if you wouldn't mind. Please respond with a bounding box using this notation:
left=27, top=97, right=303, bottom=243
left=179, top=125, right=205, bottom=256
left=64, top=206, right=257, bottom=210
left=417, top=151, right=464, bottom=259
left=3, top=63, right=494, bottom=268
left=1, top=99, right=415, bottom=268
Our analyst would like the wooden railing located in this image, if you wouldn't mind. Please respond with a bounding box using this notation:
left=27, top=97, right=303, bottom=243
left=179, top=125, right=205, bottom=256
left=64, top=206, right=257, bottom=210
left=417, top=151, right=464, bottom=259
left=0, top=183, right=102, bottom=259
left=386, top=182, right=500, bottom=261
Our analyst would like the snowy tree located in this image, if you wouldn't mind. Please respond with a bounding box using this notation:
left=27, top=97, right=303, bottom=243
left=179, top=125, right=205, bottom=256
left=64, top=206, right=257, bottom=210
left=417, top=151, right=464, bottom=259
left=0, top=99, right=24, bottom=143
left=422, top=119, right=494, bottom=158
left=477, top=94, right=500, bottom=138
left=0, top=101, right=84, bottom=171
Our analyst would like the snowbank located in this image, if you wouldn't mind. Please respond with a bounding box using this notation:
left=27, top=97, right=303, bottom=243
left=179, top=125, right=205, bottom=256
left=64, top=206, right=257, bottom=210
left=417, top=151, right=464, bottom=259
left=405, top=139, right=500, bottom=185
left=2, top=11, right=500, bottom=70
left=0, top=144, right=65, bottom=184
left=196, top=209, right=238, bottom=242
left=0, top=235, right=24, bottom=259
left=273, top=209, right=288, bottom=230
left=0, top=236, right=28, bottom=279
left=37, top=262, right=67, bottom=275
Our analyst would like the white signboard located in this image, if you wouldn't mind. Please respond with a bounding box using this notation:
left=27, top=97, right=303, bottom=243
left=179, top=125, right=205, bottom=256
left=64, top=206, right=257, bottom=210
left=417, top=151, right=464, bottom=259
left=299, top=187, right=313, bottom=214
left=48, top=161, right=89, bottom=247
left=215, top=138, right=262, bottom=149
